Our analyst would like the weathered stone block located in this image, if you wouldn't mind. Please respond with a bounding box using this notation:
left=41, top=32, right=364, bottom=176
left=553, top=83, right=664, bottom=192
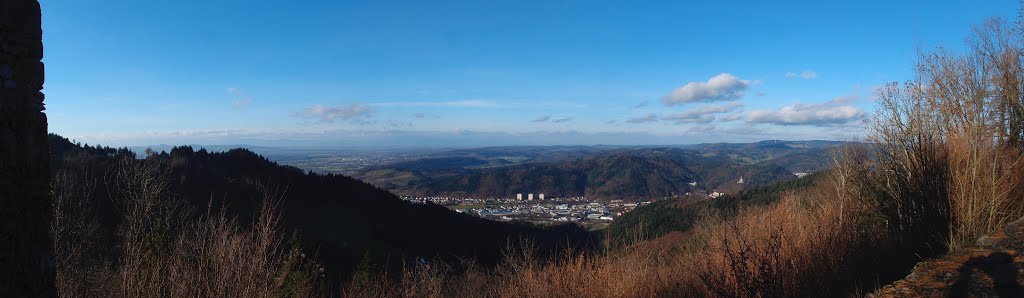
left=0, top=1, right=53, bottom=296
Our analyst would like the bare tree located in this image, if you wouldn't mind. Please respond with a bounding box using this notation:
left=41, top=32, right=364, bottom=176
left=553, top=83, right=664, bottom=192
left=868, top=16, right=1024, bottom=251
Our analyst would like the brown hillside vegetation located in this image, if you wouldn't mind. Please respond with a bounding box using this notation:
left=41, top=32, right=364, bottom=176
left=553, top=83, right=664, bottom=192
left=343, top=153, right=894, bottom=297
left=869, top=16, right=1024, bottom=252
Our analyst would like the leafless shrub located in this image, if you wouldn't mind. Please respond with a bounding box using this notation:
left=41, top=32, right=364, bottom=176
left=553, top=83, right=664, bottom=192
left=868, top=17, right=1024, bottom=251
left=51, top=170, right=110, bottom=297
left=164, top=185, right=319, bottom=297
left=52, top=158, right=320, bottom=297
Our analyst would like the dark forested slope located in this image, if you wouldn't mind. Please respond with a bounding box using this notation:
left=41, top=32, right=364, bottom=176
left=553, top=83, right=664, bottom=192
left=408, top=148, right=799, bottom=200
left=48, top=134, right=595, bottom=280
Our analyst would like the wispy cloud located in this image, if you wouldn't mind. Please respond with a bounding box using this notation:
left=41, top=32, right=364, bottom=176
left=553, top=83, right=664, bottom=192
left=626, top=113, right=658, bottom=123
left=785, top=70, right=817, bottom=79
left=719, top=113, right=744, bottom=121
left=371, top=100, right=498, bottom=108
left=291, top=103, right=376, bottom=123
left=746, top=95, right=863, bottom=126
left=663, top=102, right=744, bottom=124
left=533, top=115, right=551, bottom=122
left=662, top=73, right=753, bottom=105
left=411, top=113, right=441, bottom=119
left=553, top=116, right=573, bottom=123
left=226, top=87, right=252, bottom=110
left=681, top=124, right=769, bottom=137
left=633, top=102, right=648, bottom=109
left=233, top=98, right=253, bottom=110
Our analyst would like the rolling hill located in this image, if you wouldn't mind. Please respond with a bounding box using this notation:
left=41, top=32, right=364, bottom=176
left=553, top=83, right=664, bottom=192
left=49, top=135, right=595, bottom=281
left=354, top=141, right=843, bottom=201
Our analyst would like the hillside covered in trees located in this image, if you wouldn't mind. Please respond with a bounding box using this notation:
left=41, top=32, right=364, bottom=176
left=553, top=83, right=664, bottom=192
left=48, top=134, right=595, bottom=294
left=408, top=148, right=801, bottom=200
left=356, top=141, right=839, bottom=201
left=606, top=171, right=824, bottom=244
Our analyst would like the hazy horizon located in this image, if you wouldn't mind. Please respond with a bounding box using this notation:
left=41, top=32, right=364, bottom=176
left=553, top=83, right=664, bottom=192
left=40, top=1, right=1018, bottom=147
left=65, top=130, right=849, bottom=149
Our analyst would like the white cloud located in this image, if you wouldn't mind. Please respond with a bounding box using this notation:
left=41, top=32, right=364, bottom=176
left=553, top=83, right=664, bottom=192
left=633, top=102, right=648, bottom=109
left=785, top=70, right=817, bottom=79
left=682, top=124, right=769, bottom=137
left=291, top=103, right=375, bottom=123
left=627, top=113, right=658, bottom=124
left=719, top=113, right=744, bottom=122
left=233, top=98, right=253, bottom=110
left=662, top=73, right=752, bottom=105
left=662, top=102, right=744, bottom=124
left=226, top=87, right=240, bottom=94
left=746, top=95, right=863, bottom=126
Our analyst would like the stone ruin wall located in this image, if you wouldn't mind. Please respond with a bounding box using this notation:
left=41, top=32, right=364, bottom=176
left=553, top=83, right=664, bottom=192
left=1, top=0, right=54, bottom=295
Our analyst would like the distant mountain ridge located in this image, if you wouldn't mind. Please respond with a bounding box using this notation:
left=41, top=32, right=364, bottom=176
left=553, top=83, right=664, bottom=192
left=355, top=140, right=846, bottom=200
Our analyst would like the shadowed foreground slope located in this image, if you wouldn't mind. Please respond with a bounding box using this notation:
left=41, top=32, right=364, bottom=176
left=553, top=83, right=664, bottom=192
left=871, top=217, right=1024, bottom=297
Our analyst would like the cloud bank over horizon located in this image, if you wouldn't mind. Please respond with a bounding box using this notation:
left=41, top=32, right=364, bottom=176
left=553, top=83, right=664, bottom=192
left=58, top=126, right=846, bottom=149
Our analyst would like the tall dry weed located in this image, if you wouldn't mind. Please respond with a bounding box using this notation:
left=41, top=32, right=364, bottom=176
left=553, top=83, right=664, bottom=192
left=869, top=17, right=1024, bottom=251
left=52, top=157, right=320, bottom=297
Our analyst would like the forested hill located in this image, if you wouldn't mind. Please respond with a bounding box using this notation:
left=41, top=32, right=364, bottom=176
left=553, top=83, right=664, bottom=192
left=407, top=148, right=800, bottom=200
left=606, top=171, right=825, bottom=244
left=48, top=134, right=595, bottom=280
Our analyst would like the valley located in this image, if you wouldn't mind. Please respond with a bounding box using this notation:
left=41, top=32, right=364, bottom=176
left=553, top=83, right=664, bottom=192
left=250, top=140, right=845, bottom=228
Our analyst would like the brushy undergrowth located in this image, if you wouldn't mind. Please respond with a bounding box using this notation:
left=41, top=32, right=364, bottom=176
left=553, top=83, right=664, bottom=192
left=52, top=157, right=321, bottom=298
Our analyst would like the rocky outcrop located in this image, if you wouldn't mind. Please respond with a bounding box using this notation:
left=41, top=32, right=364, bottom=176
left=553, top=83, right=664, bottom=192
left=0, top=0, right=53, bottom=296
left=870, top=217, right=1024, bottom=297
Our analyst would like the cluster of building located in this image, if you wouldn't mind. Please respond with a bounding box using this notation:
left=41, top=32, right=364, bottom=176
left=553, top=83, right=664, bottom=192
left=400, top=195, right=650, bottom=228
left=515, top=193, right=544, bottom=201
left=402, top=194, right=596, bottom=205
left=402, top=175, right=762, bottom=227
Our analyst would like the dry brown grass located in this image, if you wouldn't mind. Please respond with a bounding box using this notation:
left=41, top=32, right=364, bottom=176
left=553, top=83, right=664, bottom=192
left=343, top=147, right=885, bottom=297
left=51, top=157, right=321, bottom=298
left=690, top=189, right=878, bottom=297
left=869, top=16, right=1024, bottom=252
left=688, top=147, right=883, bottom=297
left=342, top=234, right=695, bottom=297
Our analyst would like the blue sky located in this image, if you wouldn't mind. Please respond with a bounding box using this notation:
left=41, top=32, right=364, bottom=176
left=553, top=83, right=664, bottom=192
left=40, top=0, right=1019, bottom=147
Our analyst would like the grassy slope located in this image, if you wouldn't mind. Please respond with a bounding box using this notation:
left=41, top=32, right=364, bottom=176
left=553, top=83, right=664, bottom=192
left=606, top=171, right=825, bottom=244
